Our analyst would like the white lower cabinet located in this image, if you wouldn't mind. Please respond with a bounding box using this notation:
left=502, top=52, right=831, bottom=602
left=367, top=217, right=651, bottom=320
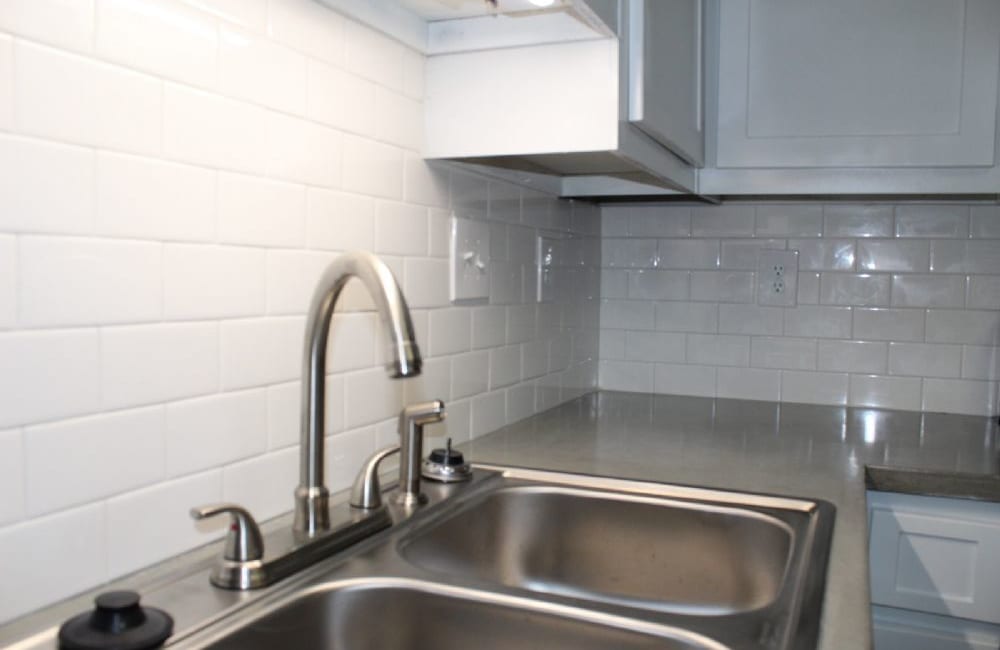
left=868, top=492, right=1000, bottom=650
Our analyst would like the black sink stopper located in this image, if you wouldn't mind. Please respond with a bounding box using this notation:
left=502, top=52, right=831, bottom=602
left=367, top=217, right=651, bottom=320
left=58, top=591, right=173, bottom=650
left=428, top=438, right=465, bottom=466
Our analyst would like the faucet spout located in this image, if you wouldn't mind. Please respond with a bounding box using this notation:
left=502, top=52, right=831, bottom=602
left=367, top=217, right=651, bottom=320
left=294, top=251, right=422, bottom=536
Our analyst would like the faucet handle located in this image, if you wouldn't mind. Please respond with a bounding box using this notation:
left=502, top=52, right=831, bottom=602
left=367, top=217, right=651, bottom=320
left=350, top=444, right=400, bottom=510
left=190, top=503, right=264, bottom=563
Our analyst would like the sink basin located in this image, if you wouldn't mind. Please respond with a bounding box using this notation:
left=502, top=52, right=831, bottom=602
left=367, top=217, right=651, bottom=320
left=200, top=578, right=727, bottom=650
left=399, top=485, right=793, bottom=614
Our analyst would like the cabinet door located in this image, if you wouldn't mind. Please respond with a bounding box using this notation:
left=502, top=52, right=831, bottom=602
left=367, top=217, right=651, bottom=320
left=873, top=606, right=1000, bottom=650
left=869, top=493, right=1000, bottom=624
left=627, top=0, right=704, bottom=166
left=716, top=0, right=1000, bottom=168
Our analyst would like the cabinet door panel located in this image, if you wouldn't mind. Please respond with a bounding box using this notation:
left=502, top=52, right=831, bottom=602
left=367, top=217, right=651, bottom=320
left=869, top=494, right=1000, bottom=624
left=628, top=0, right=704, bottom=166
left=717, top=0, right=1000, bottom=168
left=873, top=606, right=1000, bottom=650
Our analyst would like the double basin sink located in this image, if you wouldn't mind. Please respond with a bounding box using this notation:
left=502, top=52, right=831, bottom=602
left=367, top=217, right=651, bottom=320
left=183, top=465, right=835, bottom=649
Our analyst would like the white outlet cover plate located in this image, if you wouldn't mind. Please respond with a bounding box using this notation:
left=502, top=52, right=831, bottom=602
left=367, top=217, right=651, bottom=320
left=450, top=216, right=490, bottom=301
left=757, top=249, right=798, bottom=307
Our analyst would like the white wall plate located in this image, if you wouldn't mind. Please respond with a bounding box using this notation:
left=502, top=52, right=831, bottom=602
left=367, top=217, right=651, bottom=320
left=449, top=216, right=490, bottom=301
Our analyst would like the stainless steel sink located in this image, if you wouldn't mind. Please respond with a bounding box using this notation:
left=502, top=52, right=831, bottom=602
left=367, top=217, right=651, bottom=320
left=399, top=485, right=793, bottom=614
left=200, top=578, right=727, bottom=650
left=157, top=465, right=834, bottom=650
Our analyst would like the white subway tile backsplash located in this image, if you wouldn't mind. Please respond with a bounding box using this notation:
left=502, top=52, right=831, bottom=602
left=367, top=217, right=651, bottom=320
left=790, top=239, right=855, bottom=271
left=0, top=329, right=100, bottom=428
left=601, top=270, right=628, bottom=298
left=97, top=152, right=216, bottom=242
left=107, top=470, right=224, bottom=578
left=690, top=271, right=754, bottom=303
left=891, top=274, right=965, bottom=308
left=719, top=304, right=783, bottom=336
left=268, top=0, right=345, bottom=65
left=429, top=308, right=471, bottom=356
left=305, top=189, right=374, bottom=252
left=717, top=367, right=780, bottom=401
left=691, top=205, right=754, bottom=236
left=342, top=367, right=403, bottom=429
left=266, top=381, right=299, bottom=449
left=624, top=331, right=685, bottom=363
left=164, top=83, right=271, bottom=174
left=165, top=244, right=265, bottom=319
left=306, top=58, right=375, bottom=135
left=471, top=390, right=506, bottom=437
left=925, top=309, right=1000, bottom=345
left=489, top=345, right=521, bottom=389
left=97, top=0, right=218, bottom=89
left=930, top=240, right=1000, bottom=274
left=852, top=307, right=925, bottom=341
left=218, top=172, right=305, bottom=247
left=599, top=360, right=654, bottom=392
left=265, top=249, right=337, bottom=314
left=344, top=20, right=404, bottom=91
left=451, top=171, right=488, bottom=220
left=506, top=383, right=536, bottom=423
left=403, top=355, right=450, bottom=403
left=102, top=322, right=218, bottom=410
left=220, top=317, right=302, bottom=389
left=0, top=35, right=12, bottom=130
left=16, top=41, right=161, bottom=155
left=819, top=273, right=890, bottom=306
left=628, top=206, right=691, bottom=237
left=0, top=504, right=106, bottom=624
left=0, top=136, right=95, bottom=234
left=374, top=201, right=428, bottom=256
left=324, top=425, right=376, bottom=492
left=600, top=299, right=654, bottom=331
left=797, top=272, right=821, bottom=304
left=720, top=239, right=785, bottom=270
left=404, top=257, right=449, bottom=308
left=471, top=305, right=506, bottom=349
left=627, top=269, right=688, bottom=300
left=658, top=239, right=719, bottom=269
left=783, top=306, right=851, bottom=339
left=822, top=204, right=894, bottom=238
left=895, top=205, right=969, bottom=238
left=655, top=301, right=718, bottom=333
left=265, top=111, right=341, bottom=187
left=222, top=447, right=297, bottom=521
left=220, top=26, right=306, bottom=114
left=0, top=0, right=94, bottom=53
left=687, top=334, right=749, bottom=367
left=967, top=275, right=1000, bottom=309
left=849, top=374, right=922, bottom=411
left=962, top=346, right=1000, bottom=380
left=0, top=429, right=24, bottom=525
left=857, top=240, right=929, bottom=272
left=452, top=350, right=489, bottom=398
left=602, top=238, right=657, bottom=269
left=375, top=86, right=421, bottom=150
left=751, top=337, right=816, bottom=370
left=183, top=0, right=266, bottom=30
left=888, top=342, right=961, bottom=378
left=781, top=370, right=848, bottom=406
left=970, top=206, right=1000, bottom=239
left=165, top=390, right=267, bottom=477
left=922, top=378, right=997, bottom=416
left=0, top=236, right=15, bottom=329
left=19, top=237, right=163, bottom=327
left=754, top=204, right=822, bottom=237
left=817, top=340, right=888, bottom=374
left=404, top=156, right=449, bottom=209
left=653, top=363, right=715, bottom=397
left=342, top=134, right=404, bottom=199
left=25, top=406, right=165, bottom=515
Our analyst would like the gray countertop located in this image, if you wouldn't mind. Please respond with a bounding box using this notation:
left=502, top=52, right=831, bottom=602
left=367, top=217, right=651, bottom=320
left=464, top=390, right=1000, bottom=650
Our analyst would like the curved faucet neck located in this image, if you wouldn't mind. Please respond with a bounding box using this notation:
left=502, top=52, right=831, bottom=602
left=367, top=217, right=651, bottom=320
left=293, top=252, right=422, bottom=536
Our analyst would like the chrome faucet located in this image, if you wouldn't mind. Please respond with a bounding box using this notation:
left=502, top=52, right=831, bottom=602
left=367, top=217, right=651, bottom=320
left=295, top=251, right=422, bottom=536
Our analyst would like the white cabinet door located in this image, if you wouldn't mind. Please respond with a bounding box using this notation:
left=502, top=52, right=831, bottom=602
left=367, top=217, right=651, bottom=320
left=869, top=492, right=1000, bottom=625
left=628, top=0, right=704, bottom=166
left=716, top=0, right=1000, bottom=168
left=873, top=606, right=1000, bottom=650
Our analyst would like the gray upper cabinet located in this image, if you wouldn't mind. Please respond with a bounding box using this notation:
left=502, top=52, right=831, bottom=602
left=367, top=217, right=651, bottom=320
left=627, top=0, right=705, bottom=167
left=716, top=0, right=1000, bottom=169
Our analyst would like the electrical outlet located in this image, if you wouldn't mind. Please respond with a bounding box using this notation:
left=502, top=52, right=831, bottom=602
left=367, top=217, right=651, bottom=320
left=757, top=250, right=798, bottom=307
